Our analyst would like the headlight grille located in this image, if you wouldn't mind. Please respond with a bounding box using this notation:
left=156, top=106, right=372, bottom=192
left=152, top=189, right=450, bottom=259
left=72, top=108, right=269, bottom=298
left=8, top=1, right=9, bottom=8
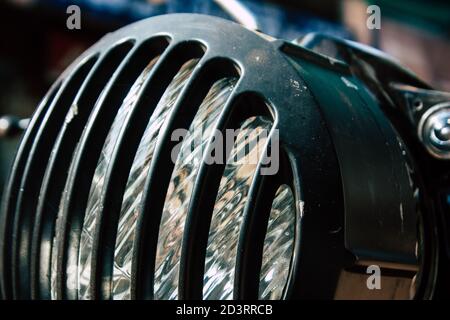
left=1, top=14, right=424, bottom=300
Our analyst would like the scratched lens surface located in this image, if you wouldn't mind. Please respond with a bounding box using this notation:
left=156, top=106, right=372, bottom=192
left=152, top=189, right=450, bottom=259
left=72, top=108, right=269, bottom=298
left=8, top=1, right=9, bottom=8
left=153, top=77, right=237, bottom=300
left=110, top=59, right=200, bottom=299
left=259, top=184, right=296, bottom=300
left=203, top=116, right=272, bottom=300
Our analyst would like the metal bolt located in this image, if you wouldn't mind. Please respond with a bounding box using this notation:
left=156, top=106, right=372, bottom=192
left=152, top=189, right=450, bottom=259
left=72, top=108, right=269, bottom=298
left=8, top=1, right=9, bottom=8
left=419, top=104, right=450, bottom=159
left=429, top=113, right=450, bottom=150
left=434, top=123, right=450, bottom=142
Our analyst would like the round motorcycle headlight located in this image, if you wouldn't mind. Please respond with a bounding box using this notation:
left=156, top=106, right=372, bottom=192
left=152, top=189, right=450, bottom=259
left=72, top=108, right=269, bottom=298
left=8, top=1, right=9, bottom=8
left=1, top=13, right=444, bottom=300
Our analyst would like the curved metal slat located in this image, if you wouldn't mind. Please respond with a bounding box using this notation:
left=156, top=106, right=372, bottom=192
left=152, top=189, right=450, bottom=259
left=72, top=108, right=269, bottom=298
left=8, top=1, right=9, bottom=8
left=9, top=55, right=99, bottom=300
left=152, top=77, right=237, bottom=300
left=202, top=116, right=273, bottom=300
left=97, top=49, right=207, bottom=300
left=0, top=81, right=61, bottom=300
left=77, top=55, right=166, bottom=300
left=131, top=57, right=240, bottom=300
left=232, top=153, right=278, bottom=299
left=51, top=37, right=172, bottom=300
left=12, top=55, right=104, bottom=298
left=75, top=42, right=205, bottom=300
left=234, top=148, right=298, bottom=300
left=178, top=90, right=275, bottom=300
left=111, top=59, right=211, bottom=300
left=30, top=40, right=134, bottom=300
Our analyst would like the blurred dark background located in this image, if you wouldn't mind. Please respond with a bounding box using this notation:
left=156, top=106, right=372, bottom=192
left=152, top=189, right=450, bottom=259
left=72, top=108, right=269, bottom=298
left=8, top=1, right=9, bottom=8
left=0, top=0, right=449, bottom=196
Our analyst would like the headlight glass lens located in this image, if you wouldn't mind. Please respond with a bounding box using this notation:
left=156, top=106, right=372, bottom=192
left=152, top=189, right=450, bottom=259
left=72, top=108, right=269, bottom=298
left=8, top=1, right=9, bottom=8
left=259, top=184, right=296, bottom=300
left=109, top=59, right=199, bottom=300
left=153, top=77, right=237, bottom=300
left=203, top=116, right=272, bottom=300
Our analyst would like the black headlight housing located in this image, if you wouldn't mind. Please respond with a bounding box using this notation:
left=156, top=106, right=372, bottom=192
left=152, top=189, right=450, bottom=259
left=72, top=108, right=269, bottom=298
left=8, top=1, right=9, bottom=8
left=0, top=14, right=449, bottom=300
